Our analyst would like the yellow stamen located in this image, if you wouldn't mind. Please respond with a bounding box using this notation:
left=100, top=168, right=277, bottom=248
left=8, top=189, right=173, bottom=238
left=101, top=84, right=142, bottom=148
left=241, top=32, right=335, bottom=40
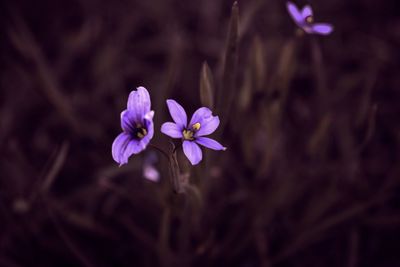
left=182, top=129, right=194, bottom=140
left=192, top=122, right=201, bottom=131
left=136, top=128, right=147, bottom=139
left=306, top=16, right=314, bottom=23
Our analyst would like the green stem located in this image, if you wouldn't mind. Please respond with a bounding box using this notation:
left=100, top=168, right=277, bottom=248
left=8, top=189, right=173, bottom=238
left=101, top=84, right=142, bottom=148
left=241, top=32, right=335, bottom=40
left=149, top=143, right=169, bottom=161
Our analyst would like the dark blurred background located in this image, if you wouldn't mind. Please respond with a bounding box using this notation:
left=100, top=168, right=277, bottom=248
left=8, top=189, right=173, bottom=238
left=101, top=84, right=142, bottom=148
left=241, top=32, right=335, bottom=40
left=1, top=0, right=400, bottom=266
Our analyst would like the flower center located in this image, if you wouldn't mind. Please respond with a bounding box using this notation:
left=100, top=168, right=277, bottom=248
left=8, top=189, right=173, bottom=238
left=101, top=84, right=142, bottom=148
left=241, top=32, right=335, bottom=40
left=305, top=15, right=314, bottom=24
left=134, top=124, right=147, bottom=139
left=182, top=122, right=201, bottom=141
left=182, top=129, right=194, bottom=140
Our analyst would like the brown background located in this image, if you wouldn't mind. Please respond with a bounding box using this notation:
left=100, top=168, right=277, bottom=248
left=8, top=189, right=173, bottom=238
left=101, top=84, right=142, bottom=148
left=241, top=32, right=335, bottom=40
left=1, top=0, right=400, bottom=266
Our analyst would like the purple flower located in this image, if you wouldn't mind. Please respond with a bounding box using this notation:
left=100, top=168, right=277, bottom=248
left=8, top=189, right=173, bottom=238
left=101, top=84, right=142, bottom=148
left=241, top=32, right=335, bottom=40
left=161, top=100, right=226, bottom=165
left=286, top=1, right=333, bottom=35
left=143, top=152, right=160, bottom=182
left=112, top=87, right=154, bottom=166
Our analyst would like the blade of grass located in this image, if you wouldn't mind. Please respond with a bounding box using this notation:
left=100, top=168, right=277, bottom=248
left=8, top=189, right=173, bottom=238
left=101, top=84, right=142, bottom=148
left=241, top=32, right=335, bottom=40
left=199, top=61, right=215, bottom=109
left=8, top=15, right=82, bottom=135
left=218, top=1, right=239, bottom=130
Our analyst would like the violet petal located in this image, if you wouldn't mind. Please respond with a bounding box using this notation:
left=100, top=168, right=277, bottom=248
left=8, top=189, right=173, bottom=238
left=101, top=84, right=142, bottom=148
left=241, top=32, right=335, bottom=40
left=195, top=137, right=226, bottom=151
left=195, top=115, right=220, bottom=137
left=121, top=139, right=145, bottom=165
left=143, top=152, right=160, bottom=182
left=140, top=111, right=154, bottom=146
left=143, top=165, right=160, bottom=182
left=127, top=86, right=151, bottom=122
left=166, top=99, right=188, bottom=128
left=112, top=133, right=131, bottom=165
left=286, top=1, right=304, bottom=25
left=311, top=23, right=334, bottom=35
left=183, top=140, right=202, bottom=165
left=189, top=107, right=212, bottom=127
left=161, top=122, right=183, bottom=138
left=301, top=5, right=313, bottom=19
left=121, top=110, right=136, bottom=132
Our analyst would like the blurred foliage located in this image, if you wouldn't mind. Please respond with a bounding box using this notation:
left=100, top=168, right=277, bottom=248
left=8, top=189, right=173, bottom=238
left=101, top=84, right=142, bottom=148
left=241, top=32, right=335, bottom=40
left=1, top=0, right=400, bottom=266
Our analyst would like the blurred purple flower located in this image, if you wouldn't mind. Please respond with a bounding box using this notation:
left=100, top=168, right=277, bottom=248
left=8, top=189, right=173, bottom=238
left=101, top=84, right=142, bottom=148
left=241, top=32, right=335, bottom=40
left=286, top=1, right=333, bottom=35
left=143, top=152, right=160, bottom=182
left=161, top=100, right=226, bottom=165
left=112, top=87, right=154, bottom=166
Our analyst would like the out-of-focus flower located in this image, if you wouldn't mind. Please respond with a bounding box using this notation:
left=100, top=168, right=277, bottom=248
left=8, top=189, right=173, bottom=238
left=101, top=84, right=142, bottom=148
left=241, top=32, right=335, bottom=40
left=161, top=100, right=226, bottom=165
left=143, top=152, right=160, bottom=182
left=286, top=1, right=333, bottom=35
left=112, top=87, right=154, bottom=166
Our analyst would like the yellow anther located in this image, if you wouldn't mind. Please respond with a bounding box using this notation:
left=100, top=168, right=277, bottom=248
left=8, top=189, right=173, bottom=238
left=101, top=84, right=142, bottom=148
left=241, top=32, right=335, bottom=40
left=305, top=16, right=314, bottom=23
left=182, top=129, right=194, bottom=140
left=136, top=128, right=147, bottom=139
left=192, top=122, right=201, bottom=131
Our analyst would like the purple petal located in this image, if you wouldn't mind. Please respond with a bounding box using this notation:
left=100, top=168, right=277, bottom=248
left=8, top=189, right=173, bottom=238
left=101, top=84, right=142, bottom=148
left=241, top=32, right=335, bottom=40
left=189, top=107, right=212, bottom=127
left=311, top=23, right=334, bottom=35
left=161, top=122, right=183, bottom=138
left=189, top=107, right=220, bottom=136
left=141, top=113, right=154, bottom=146
left=112, top=133, right=131, bottom=164
left=127, top=86, right=151, bottom=122
left=112, top=133, right=144, bottom=166
left=301, top=5, right=313, bottom=19
left=143, top=151, right=159, bottom=182
left=166, top=99, right=187, bottom=128
left=144, top=110, right=154, bottom=121
left=121, top=109, right=154, bottom=142
left=183, top=141, right=202, bottom=165
left=286, top=1, right=304, bottom=25
left=189, top=108, right=220, bottom=137
left=113, top=115, right=153, bottom=166
left=195, top=137, right=226, bottom=151
left=121, top=110, right=135, bottom=132
left=122, top=139, right=145, bottom=164
left=196, top=116, right=220, bottom=136
left=143, top=165, right=160, bottom=182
